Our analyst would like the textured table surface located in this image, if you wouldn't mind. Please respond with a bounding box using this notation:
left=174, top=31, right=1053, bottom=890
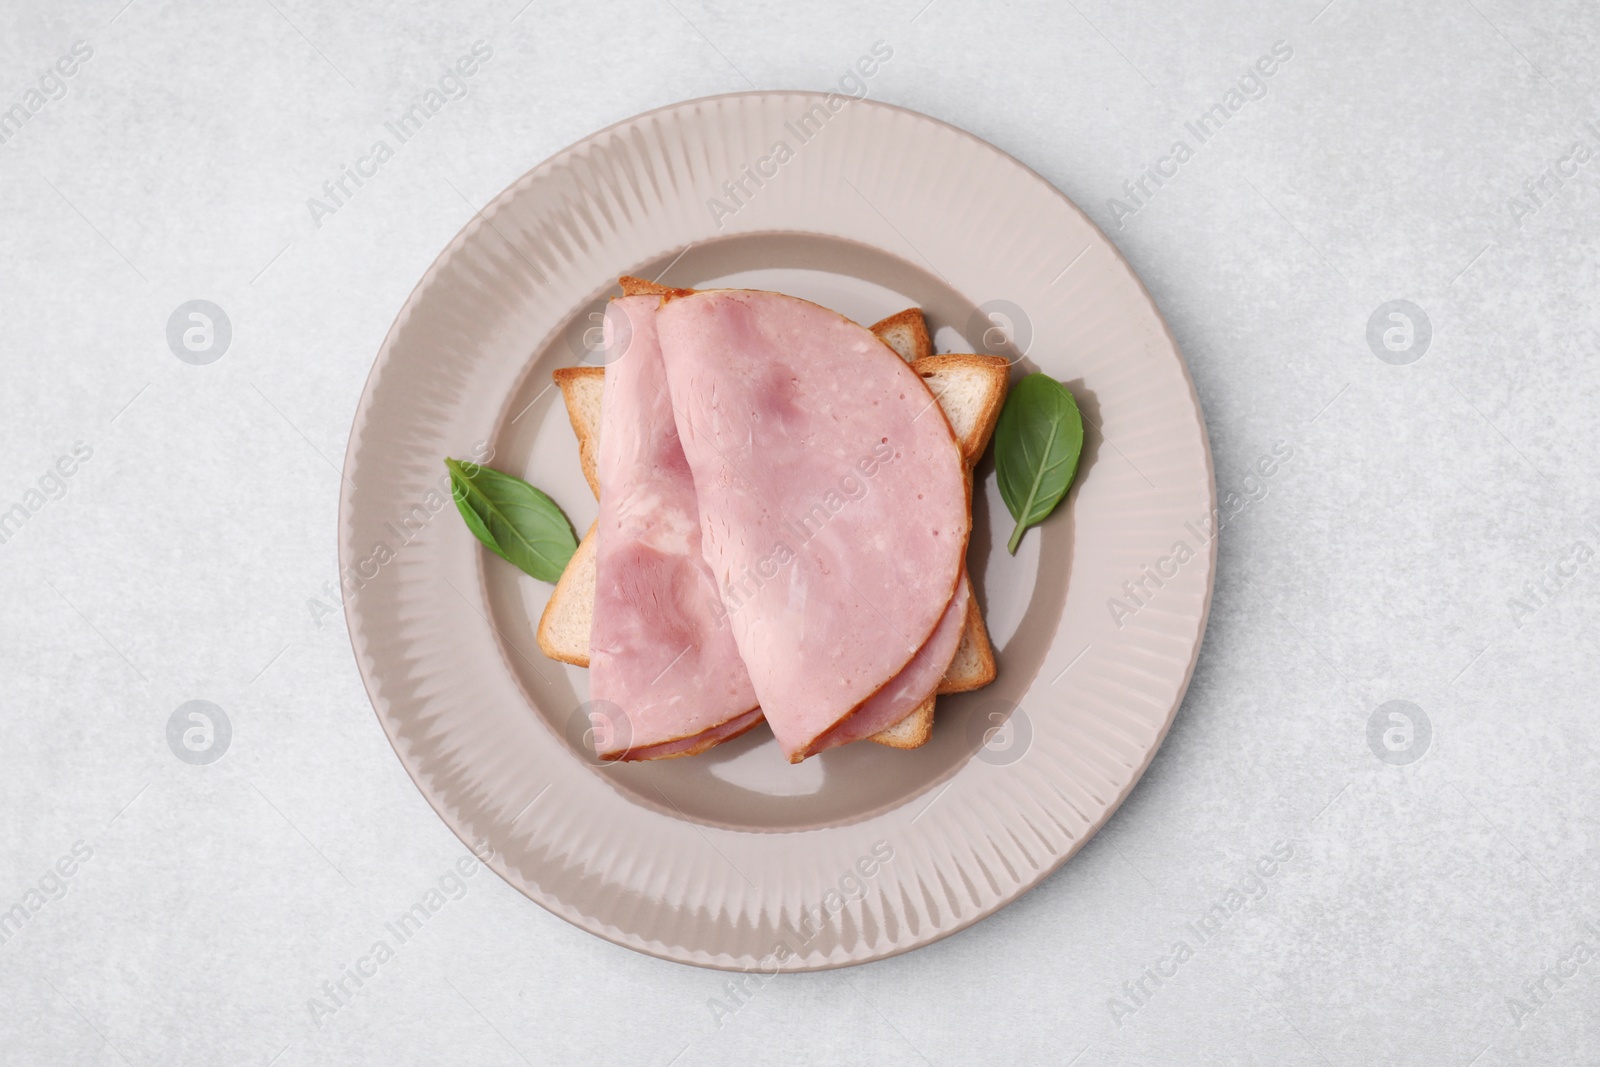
left=4, top=0, right=1598, bottom=1063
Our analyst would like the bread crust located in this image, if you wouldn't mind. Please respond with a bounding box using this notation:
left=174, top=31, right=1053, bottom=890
left=619, top=275, right=694, bottom=298
left=870, top=307, right=934, bottom=362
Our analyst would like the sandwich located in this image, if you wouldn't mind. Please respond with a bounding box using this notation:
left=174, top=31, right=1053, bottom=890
left=537, top=278, right=1006, bottom=759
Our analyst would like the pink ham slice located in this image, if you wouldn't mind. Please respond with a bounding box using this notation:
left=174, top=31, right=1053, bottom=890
left=655, top=289, right=968, bottom=762
left=806, top=573, right=969, bottom=755
left=588, top=295, right=760, bottom=760
left=613, top=706, right=764, bottom=761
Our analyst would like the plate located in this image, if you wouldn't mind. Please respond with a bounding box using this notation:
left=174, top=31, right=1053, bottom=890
left=340, top=92, right=1215, bottom=970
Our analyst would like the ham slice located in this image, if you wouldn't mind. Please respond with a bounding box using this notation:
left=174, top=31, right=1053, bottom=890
left=806, top=573, right=969, bottom=755
left=587, top=295, right=759, bottom=760
left=613, top=706, right=764, bottom=760
left=656, top=290, right=968, bottom=761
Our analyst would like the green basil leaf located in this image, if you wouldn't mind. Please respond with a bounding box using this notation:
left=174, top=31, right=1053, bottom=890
left=445, top=458, right=578, bottom=582
left=447, top=464, right=500, bottom=551
left=994, top=373, right=1084, bottom=554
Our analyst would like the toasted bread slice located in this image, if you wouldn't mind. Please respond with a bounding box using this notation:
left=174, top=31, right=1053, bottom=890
left=914, top=354, right=1008, bottom=467
left=550, top=365, right=603, bottom=495
left=938, top=587, right=997, bottom=694
left=552, top=368, right=605, bottom=499
left=868, top=692, right=936, bottom=749
left=536, top=521, right=598, bottom=666
left=541, top=301, right=1007, bottom=746
left=870, top=308, right=934, bottom=362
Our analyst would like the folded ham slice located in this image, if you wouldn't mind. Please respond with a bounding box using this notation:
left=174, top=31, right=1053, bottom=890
left=656, top=290, right=968, bottom=761
left=587, top=296, right=760, bottom=759
left=805, top=573, right=969, bottom=755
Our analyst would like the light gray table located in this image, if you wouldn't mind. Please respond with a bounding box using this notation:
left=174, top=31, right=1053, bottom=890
left=3, top=0, right=1597, bottom=1063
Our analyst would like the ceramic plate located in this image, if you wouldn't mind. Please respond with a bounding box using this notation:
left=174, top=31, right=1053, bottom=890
left=340, top=91, right=1215, bottom=970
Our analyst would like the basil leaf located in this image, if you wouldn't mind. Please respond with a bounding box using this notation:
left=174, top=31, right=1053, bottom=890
left=448, top=465, right=500, bottom=550
left=994, top=373, right=1084, bottom=554
left=445, top=458, right=578, bottom=582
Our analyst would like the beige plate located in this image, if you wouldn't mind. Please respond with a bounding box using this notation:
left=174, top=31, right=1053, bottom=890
left=340, top=92, right=1216, bottom=970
